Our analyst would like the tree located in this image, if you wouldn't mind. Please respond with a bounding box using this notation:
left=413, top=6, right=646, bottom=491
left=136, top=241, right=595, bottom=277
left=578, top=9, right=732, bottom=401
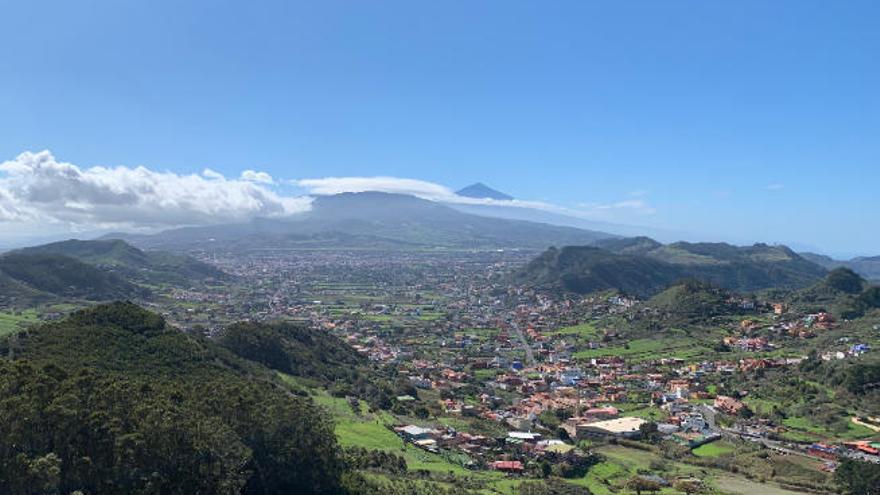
left=673, top=479, right=704, bottom=495
left=639, top=421, right=660, bottom=443
left=835, top=458, right=880, bottom=495
left=626, top=476, right=662, bottom=495
left=540, top=460, right=552, bottom=478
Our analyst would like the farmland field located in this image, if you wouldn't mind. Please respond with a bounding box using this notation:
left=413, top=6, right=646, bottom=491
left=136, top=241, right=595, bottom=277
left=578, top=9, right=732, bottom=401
left=0, top=310, right=39, bottom=337
left=692, top=441, right=735, bottom=457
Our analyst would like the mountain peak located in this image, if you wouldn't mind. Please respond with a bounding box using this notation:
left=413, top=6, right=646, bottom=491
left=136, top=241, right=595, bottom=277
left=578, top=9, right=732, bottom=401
left=456, top=183, right=513, bottom=201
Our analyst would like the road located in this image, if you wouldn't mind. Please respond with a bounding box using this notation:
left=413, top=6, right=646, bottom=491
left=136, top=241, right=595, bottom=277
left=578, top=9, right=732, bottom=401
left=510, top=323, right=536, bottom=366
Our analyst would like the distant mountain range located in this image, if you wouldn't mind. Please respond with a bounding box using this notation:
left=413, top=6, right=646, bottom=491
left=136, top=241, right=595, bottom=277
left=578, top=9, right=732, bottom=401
left=0, top=239, right=226, bottom=308
left=107, top=192, right=616, bottom=252
left=799, top=252, right=880, bottom=283
left=515, top=236, right=829, bottom=296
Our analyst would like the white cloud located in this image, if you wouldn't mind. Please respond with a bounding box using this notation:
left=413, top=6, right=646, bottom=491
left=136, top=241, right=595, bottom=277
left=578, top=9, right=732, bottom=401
left=0, top=153, right=656, bottom=235
left=297, top=176, right=453, bottom=198
left=0, top=186, right=27, bottom=222
left=299, top=176, right=656, bottom=220
left=579, top=199, right=657, bottom=215
left=240, top=169, right=274, bottom=184
left=297, top=176, right=554, bottom=209
left=202, top=168, right=225, bottom=180
left=0, top=150, right=312, bottom=231
left=765, top=183, right=785, bottom=191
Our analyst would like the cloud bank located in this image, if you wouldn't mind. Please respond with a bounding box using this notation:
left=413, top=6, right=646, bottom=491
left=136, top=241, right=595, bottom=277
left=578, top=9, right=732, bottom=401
left=297, top=176, right=656, bottom=219
left=0, top=151, right=654, bottom=241
left=0, top=151, right=310, bottom=231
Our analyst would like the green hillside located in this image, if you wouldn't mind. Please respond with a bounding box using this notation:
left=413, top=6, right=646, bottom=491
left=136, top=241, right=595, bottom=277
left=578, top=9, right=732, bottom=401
left=801, top=252, right=880, bottom=282
left=218, top=321, right=367, bottom=383
left=0, top=270, right=51, bottom=307
left=516, top=246, right=682, bottom=296
left=647, top=280, right=742, bottom=322
left=770, top=268, right=880, bottom=319
left=16, top=238, right=228, bottom=286
left=0, top=252, right=144, bottom=305
left=0, top=303, right=344, bottom=495
left=517, top=238, right=828, bottom=296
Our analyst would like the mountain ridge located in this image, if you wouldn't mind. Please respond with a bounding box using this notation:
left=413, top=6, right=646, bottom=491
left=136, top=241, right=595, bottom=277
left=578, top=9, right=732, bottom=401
left=103, top=192, right=616, bottom=252
left=800, top=252, right=880, bottom=282
left=516, top=237, right=828, bottom=296
left=15, top=238, right=229, bottom=286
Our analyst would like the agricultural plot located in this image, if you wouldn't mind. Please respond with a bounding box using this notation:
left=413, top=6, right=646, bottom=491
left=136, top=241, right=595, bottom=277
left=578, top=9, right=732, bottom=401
left=574, top=337, right=713, bottom=362
left=691, top=441, right=735, bottom=457
left=0, top=310, right=39, bottom=337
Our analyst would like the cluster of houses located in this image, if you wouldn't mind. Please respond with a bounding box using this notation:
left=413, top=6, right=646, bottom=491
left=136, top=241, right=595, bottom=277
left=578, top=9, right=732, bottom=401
left=391, top=423, right=588, bottom=473
left=168, top=249, right=880, bottom=478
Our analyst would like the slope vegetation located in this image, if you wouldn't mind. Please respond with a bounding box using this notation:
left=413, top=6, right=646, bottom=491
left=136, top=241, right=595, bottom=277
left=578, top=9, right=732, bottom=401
left=16, top=238, right=228, bottom=286
left=0, top=302, right=344, bottom=495
left=772, top=267, right=880, bottom=319
left=518, top=238, right=827, bottom=296
left=0, top=252, right=144, bottom=306
left=218, top=321, right=366, bottom=382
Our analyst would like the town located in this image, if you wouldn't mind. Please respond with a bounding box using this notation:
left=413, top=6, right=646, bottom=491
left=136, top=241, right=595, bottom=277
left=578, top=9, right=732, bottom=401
left=152, top=247, right=880, bottom=494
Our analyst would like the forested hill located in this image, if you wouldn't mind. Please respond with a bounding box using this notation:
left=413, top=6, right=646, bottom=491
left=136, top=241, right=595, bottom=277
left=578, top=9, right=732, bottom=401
left=0, top=252, right=145, bottom=307
left=801, top=252, right=880, bottom=282
left=218, top=321, right=366, bottom=382
left=0, top=302, right=345, bottom=494
left=15, top=238, right=228, bottom=286
left=517, top=239, right=828, bottom=296
left=767, top=267, right=880, bottom=320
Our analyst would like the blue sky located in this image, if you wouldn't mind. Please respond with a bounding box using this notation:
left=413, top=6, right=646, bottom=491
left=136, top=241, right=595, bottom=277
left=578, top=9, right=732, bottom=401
left=0, top=1, right=877, bottom=256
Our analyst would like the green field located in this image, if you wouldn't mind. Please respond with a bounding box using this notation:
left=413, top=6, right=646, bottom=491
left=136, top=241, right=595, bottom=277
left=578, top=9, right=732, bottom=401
left=782, top=415, right=876, bottom=441
left=692, top=441, right=735, bottom=457
left=574, top=337, right=712, bottom=362
left=0, top=310, right=39, bottom=337
left=304, top=384, right=475, bottom=475
left=547, top=322, right=600, bottom=339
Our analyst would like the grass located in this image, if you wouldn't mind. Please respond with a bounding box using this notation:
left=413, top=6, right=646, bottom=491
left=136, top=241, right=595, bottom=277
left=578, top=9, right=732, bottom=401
left=364, top=314, right=394, bottom=322
left=566, top=460, right=626, bottom=495
left=547, top=323, right=600, bottom=339
left=714, top=474, right=818, bottom=495
left=691, top=441, right=735, bottom=457
left=573, top=337, right=712, bottom=362
left=619, top=405, right=668, bottom=421
left=744, top=397, right=782, bottom=416
left=781, top=415, right=877, bottom=441
left=0, top=310, right=40, bottom=337
left=295, top=380, right=474, bottom=475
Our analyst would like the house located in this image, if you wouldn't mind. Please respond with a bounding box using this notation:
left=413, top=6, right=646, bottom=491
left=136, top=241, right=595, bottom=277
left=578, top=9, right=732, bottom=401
left=397, top=425, right=433, bottom=441
left=506, top=417, right=534, bottom=431
left=409, top=376, right=433, bottom=389
left=578, top=417, right=647, bottom=439
left=508, top=431, right=541, bottom=442
left=490, top=460, right=524, bottom=473
left=714, top=396, right=745, bottom=415
left=807, top=443, right=839, bottom=460
left=679, top=413, right=707, bottom=432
